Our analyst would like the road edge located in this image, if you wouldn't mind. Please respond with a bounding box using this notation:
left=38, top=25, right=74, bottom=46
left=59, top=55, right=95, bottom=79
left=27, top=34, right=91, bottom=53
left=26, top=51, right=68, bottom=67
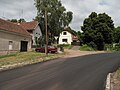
left=105, top=73, right=112, bottom=90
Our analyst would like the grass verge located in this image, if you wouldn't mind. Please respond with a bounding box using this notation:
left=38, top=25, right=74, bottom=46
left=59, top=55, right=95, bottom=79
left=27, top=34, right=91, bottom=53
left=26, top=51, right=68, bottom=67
left=0, top=51, right=61, bottom=71
left=111, top=68, right=120, bottom=90
left=0, top=54, right=17, bottom=59
left=58, top=44, right=73, bottom=49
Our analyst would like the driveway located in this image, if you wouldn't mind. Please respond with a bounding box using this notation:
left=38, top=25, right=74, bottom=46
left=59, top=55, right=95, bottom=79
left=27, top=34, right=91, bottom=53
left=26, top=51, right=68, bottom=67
left=63, top=49, right=106, bottom=58
left=0, top=52, right=120, bottom=90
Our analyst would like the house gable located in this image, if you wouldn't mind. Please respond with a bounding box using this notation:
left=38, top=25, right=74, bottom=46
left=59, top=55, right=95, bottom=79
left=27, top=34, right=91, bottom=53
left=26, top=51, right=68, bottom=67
left=59, top=31, right=72, bottom=44
left=20, top=21, right=42, bottom=46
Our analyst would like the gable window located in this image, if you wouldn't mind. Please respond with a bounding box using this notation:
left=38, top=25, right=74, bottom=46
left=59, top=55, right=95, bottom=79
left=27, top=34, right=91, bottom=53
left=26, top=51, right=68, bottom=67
left=62, top=39, right=67, bottom=42
left=63, top=32, right=67, bottom=35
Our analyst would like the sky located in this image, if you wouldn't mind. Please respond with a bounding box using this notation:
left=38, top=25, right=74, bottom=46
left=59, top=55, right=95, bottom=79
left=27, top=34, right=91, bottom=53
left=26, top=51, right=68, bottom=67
left=0, top=0, right=120, bottom=31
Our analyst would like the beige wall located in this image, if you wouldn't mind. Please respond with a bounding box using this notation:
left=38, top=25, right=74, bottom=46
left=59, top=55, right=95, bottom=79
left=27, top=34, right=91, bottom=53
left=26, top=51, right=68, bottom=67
left=0, top=30, right=31, bottom=55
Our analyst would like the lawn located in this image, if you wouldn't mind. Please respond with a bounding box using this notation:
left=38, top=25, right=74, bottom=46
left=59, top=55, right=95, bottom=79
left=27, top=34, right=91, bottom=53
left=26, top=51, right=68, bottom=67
left=0, top=51, right=59, bottom=70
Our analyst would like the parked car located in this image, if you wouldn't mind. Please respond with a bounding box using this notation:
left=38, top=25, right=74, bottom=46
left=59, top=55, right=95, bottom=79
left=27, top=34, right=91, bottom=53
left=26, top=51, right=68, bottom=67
left=35, top=46, right=57, bottom=53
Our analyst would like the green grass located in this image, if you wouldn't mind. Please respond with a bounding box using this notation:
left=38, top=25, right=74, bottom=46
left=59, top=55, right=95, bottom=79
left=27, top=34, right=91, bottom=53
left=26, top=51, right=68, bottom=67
left=79, top=44, right=95, bottom=51
left=0, top=51, right=58, bottom=67
left=0, top=54, right=17, bottom=59
left=58, top=44, right=73, bottom=49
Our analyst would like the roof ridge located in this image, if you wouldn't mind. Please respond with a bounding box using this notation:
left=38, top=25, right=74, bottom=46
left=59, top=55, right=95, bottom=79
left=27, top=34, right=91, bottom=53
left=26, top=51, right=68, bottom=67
left=0, top=18, right=31, bottom=37
left=20, top=20, right=39, bottom=30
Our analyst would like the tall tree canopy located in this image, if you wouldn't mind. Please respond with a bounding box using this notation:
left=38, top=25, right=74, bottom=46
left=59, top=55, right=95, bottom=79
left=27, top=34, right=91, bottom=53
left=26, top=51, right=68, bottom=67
left=9, top=18, right=26, bottom=23
left=34, top=0, right=73, bottom=37
left=81, top=12, right=114, bottom=50
left=113, top=27, right=120, bottom=43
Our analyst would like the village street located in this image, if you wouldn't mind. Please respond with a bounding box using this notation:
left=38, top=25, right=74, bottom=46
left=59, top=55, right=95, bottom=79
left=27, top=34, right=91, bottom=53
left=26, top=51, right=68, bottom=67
left=0, top=49, right=120, bottom=90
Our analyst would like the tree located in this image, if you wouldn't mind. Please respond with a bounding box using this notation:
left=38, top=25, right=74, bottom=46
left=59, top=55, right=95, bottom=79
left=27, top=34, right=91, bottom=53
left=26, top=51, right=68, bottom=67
left=10, top=19, right=18, bottom=23
left=34, top=0, right=73, bottom=44
left=81, top=12, right=114, bottom=50
left=113, top=27, right=120, bottom=43
left=94, top=32, right=104, bottom=50
left=18, top=18, right=26, bottom=23
left=9, top=18, right=26, bottom=23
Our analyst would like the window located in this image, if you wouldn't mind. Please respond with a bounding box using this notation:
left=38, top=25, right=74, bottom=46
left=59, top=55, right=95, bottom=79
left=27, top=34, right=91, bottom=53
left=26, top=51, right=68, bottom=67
left=63, top=32, right=67, bottom=35
left=62, top=39, right=67, bottom=42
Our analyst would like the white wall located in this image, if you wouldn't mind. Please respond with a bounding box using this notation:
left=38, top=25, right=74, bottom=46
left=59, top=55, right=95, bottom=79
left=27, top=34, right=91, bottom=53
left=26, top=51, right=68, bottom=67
left=59, top=31, right=72, bottom=44
left=32, top=26, right=42, bottom=46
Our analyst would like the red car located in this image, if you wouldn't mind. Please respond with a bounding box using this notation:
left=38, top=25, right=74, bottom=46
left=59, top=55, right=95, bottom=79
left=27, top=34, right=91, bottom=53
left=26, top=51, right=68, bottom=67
left=35, top=46, right=57, bottom=53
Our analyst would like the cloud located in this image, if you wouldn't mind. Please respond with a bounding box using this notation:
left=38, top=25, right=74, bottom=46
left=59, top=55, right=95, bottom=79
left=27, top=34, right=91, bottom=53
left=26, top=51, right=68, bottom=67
left=61, top=0, right=120, bottom=31
left=0, top=0, right=120, bottom=31
left=0, top=0, right=37, bottom=21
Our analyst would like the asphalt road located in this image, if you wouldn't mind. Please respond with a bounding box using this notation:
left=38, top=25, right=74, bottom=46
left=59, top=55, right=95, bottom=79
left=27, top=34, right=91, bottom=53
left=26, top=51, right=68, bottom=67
left=0, top=52, right=120, bottom=90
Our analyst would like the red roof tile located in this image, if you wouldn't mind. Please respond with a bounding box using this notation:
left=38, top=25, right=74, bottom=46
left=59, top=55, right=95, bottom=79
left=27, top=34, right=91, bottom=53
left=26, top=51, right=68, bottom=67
left=20, top=21, right=38, bottom=30
left=0, top=18, right=30, bottom=37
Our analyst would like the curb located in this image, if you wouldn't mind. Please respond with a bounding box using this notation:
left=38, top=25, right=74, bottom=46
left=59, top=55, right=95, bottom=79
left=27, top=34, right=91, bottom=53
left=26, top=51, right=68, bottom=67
left=105, top=73, right=111, bottom=90
left=0, top=57, right=59, bottom=72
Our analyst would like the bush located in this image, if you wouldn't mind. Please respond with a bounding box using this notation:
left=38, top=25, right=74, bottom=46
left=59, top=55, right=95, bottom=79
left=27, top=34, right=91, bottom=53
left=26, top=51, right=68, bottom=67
left=57, top=44, right=73, bottom=49
left=104, top=43, right=120, bottom=51
left=113, top=44, right=120, bottom=51
left=104, top=44, right=113, bottom=51
left=88, top=41, right=97, bottom=50
left=79, top=44, right=95, bottom=51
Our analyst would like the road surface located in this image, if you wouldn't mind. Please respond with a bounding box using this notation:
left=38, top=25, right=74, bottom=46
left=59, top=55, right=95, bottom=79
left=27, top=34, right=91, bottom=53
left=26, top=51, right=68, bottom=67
left=0, top=52, right=120, bottom=90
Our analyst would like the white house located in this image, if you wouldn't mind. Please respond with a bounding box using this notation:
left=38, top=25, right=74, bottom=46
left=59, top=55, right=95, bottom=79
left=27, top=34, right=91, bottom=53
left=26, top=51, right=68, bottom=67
left=0, top=18, right=32, bottom=55
left=20, top=21, right=42, bottom=47
left=59, top=30, right=79, bottom=45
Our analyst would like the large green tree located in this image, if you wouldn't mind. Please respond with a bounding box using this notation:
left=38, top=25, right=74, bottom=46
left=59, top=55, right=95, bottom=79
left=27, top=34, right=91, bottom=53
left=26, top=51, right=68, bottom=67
left=81, top=12, right=114, bottom=50
left=113, top=27, right=120, bottom=43
left=34, top=0, right=73, bottom=44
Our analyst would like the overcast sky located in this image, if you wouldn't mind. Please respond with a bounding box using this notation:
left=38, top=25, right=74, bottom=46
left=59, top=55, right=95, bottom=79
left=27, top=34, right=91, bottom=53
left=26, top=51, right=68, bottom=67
left=0, top=0, right=120, bottom=31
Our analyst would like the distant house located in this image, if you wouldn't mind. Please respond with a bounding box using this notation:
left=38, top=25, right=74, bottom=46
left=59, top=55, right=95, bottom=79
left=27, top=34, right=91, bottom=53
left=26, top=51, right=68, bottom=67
left=0, top=18, right=31, bottom=55
left=20, top=21, right=42, bottom=47
left=59, top=30, right=80, bottom=45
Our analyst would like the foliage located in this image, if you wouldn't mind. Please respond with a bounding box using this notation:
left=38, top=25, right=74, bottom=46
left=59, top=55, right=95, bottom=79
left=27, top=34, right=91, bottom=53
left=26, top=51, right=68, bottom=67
left=18, top=18, right=26, bottom=23
left=9, top=18, right=26, bottom=23
left=79, top=44, right=95, bottom=51
left=104, top=43, right=120, bottom=51
left=88, top=41, right=97, bottom=50
left=114, top=44, right=120, bottom=51
left=10, top=19, right=18, bottom=23
left=81, top=12, right=114, bottom=50
left=34, top=0, right=73, bottom=44
left=35, top=36, right=45, bottom=47
left=57, top=44, right=73, bottom=49
left=113, top=27, right=120, bottom=43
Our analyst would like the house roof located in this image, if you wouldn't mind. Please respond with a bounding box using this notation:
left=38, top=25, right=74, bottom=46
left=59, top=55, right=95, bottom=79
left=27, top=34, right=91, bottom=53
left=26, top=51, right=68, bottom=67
left=0, top=18, right=30, bottom=37
left=20, top=21, right=38, bottom=30
left=63, top=29, right=77, bottom=36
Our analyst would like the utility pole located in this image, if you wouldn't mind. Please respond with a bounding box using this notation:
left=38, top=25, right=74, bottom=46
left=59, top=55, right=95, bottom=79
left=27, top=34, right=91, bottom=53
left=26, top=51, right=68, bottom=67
left=45, top=9, right=48, bottom=55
